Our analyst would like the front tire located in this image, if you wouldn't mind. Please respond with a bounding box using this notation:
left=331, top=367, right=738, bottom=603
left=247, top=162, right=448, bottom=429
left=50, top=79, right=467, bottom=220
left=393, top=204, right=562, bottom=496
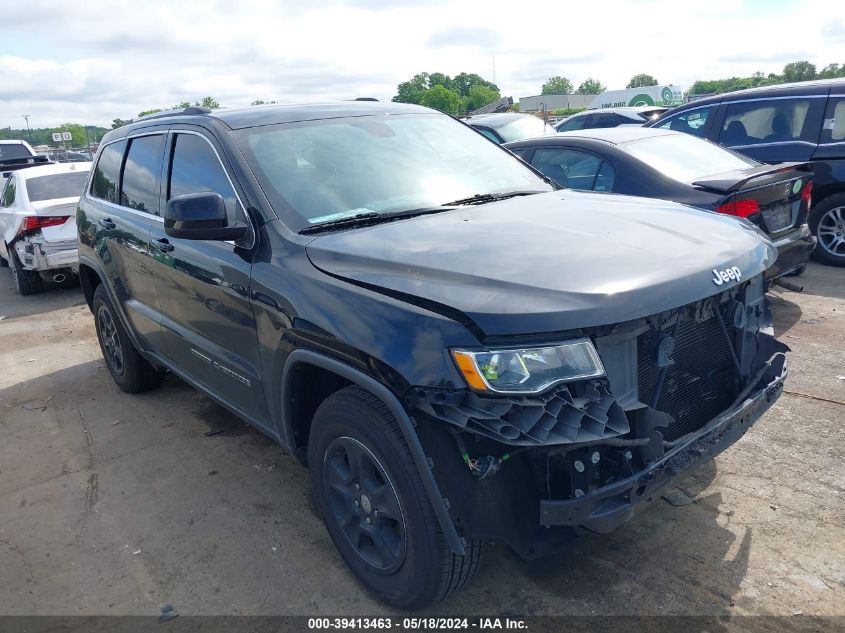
left=308, top=386, right=481, bottom=609
left=93, top=284, right=165, bottom=393
left=10, top=252, right=43, bottom=295
left=809, top=194, right=845, bottom=267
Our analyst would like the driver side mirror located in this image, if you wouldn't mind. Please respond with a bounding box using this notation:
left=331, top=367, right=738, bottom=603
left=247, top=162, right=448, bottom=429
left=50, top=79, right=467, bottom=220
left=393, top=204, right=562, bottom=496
left=164, top=192, right=248, bottom=241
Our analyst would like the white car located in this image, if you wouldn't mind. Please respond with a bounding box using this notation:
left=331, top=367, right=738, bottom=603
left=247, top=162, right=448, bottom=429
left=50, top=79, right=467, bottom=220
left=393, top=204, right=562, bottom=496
left=0, top=162, right=90, bottom=295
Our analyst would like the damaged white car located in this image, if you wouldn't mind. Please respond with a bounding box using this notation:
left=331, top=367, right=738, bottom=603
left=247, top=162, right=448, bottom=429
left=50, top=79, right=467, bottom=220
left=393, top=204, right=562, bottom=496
left=0, top=162, right=90, bottom=295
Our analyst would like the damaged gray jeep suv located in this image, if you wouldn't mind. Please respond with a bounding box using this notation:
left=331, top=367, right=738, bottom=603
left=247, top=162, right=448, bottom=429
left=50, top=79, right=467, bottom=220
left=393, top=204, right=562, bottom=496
left=77, top=102, right=788, bottom=609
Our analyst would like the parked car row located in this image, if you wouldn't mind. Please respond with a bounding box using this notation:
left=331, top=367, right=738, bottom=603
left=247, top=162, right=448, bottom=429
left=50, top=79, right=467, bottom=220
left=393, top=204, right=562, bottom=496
left=647, top=78, right=845, bottom=266
left=505, top=127, right=815, bottom=280
left=57, top=101, right=789, bottom=609
left=466, top=77, right=845, bottom=269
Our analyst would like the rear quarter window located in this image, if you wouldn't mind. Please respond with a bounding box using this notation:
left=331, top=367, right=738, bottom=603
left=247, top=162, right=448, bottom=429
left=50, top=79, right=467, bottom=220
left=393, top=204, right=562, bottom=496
left=90, top=141, right=126, bottom=204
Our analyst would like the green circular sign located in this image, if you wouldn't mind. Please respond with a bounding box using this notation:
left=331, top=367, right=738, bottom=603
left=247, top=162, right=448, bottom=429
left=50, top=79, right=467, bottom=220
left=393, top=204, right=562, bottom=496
left=628, top=93, right=655, bottom=106
left=661, top=87, right=673, bottom=105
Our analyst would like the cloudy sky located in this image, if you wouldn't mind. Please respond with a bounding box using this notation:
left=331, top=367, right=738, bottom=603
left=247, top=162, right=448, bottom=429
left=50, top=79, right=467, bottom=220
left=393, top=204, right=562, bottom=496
left=1, top=0, right=844, bottom=129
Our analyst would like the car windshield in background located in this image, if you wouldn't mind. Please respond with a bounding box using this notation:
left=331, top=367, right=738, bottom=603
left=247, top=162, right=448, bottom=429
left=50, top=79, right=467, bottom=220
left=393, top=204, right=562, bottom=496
left=234, top=113, right=551, bottom=229
left=25, top=171, right=90, bottom=202
left=496, top=117, right=555, bottom=143
left=0, top=144, right=32, bottom=161
left=621, top=134, right=758, bottom=183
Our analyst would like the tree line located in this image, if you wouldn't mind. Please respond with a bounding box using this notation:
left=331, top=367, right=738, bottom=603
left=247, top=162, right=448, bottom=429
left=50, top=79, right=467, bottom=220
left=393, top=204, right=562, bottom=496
left=0, top=123, right=109, bottom=147
left=391, top=72, right=502, bottom=114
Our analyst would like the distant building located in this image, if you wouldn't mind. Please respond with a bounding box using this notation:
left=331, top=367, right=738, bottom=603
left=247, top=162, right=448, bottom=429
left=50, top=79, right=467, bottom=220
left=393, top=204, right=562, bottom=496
left=520, top=85, right=685, bottom=113
left=587, top=85, right=684, bottom=109
left=519, top=94, right=593, bottom=112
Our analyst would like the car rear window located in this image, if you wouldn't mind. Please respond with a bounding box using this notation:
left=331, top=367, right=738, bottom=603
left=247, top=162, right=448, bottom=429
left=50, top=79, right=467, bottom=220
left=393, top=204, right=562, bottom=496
left=0, top=143, right=33, bottom=161
left=621, top=133, right=757, bottom=183
left=25, top=171, right=90, bottom=202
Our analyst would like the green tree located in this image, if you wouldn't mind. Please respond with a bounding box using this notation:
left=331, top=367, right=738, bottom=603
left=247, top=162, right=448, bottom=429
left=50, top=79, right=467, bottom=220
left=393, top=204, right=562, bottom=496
left=575, top=78, right=605, bottom=94
left=196, top=96, right=220, bottom=109
left=55, top=123, right=87, bottom=146
left=452, top=72, right=498, bottom=97
left=782, top=61, right=816, bottom=83
left=137, top=108, right=164, bottom=118
left=393, top=72, right=430, bottom=104
left=428, top=72, right=454, bottom=91
left=464, top=85, right=502, bottom=112
left=420, top=85, right=461, bottom=114
left=541, top=76, right=573, bottom=95
left=627, top=73, right=658, bottom=88
left=112, top=118, right=130, bottom=130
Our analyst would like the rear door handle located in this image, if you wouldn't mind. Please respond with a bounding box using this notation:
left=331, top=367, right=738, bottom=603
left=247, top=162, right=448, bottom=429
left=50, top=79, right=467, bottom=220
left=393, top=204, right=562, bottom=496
left=98, top=218, right=116, bottom=229
left=152, top=238, right=174, bottom=253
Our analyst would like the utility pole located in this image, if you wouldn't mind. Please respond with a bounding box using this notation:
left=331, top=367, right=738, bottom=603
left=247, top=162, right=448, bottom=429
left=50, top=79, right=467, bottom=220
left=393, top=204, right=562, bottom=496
left=22, top=115, right=31, bottom=143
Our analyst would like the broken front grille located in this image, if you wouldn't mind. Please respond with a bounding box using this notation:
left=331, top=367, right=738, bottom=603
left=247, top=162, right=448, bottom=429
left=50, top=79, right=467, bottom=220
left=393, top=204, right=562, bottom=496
left=417, top=379, right=629, bottom=445
left=637, top=314, right=739, bottom=442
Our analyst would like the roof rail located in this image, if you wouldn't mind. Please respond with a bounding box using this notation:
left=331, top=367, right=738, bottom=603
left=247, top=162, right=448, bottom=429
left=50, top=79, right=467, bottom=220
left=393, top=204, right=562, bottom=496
left=136, top=106, right=212, bottom=122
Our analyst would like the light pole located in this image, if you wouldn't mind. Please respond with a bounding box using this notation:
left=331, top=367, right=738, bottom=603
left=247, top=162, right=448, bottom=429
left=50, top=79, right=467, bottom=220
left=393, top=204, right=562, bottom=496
left=22, top=115, right=31, bottom=143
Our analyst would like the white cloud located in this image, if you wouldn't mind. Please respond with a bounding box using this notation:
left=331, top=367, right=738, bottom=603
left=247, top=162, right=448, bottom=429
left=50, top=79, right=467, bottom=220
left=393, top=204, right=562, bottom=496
left=1, top=0, right=843, bottom=128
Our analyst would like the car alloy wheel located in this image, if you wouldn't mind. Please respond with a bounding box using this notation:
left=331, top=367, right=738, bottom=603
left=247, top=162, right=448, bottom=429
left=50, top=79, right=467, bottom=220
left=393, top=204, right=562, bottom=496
left=322, top=436, right=406, bottom=574
left=97, top=305, right=125, bottom=376
left=817, top=205, right=845, bottom=257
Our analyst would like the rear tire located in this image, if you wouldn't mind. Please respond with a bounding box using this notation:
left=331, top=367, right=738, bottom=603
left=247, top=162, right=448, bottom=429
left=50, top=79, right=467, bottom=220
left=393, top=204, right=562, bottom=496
left=308, top=386, right=481, bottom=609
left=10, top=252, right=43, bottom=295
left=93, top=284, right=165, bottom=393
left=809, top=194, right=845, bottom=267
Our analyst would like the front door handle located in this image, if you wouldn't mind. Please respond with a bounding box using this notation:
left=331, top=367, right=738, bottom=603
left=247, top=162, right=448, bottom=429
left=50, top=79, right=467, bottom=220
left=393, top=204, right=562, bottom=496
left=152, top=238, right=174, bottom=253
left=99, top=218, right=116, bottom=229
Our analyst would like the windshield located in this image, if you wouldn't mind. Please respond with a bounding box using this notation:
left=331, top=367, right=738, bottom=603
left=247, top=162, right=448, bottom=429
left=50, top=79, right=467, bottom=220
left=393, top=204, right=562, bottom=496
left=621, top=133, right=758, bottom=183
left=496, top=117, right=555, bottom=143
left=25, top=171, right=90, bottom=202
left=234, top=113, right=551, bottom=229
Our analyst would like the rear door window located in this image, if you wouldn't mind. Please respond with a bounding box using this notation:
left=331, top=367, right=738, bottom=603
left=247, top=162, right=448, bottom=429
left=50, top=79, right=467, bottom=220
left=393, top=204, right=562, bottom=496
left=530, top=147, right=610, bottom=190
left=90, top=141, right=126, bottom=204
left=120, top=135, right=164, bottom=214
left=654, top=107, right=712, bottom=138
left=717, top=98, right=811, bottom=147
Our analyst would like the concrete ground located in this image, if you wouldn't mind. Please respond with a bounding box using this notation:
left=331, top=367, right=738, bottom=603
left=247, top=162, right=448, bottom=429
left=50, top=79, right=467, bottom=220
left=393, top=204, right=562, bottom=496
left=0, top=262, right=843, bottom=620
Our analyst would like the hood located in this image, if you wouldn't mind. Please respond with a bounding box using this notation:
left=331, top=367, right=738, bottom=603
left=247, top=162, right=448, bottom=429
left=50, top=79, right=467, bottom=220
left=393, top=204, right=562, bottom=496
left=306, top=190, right=776, bottom=337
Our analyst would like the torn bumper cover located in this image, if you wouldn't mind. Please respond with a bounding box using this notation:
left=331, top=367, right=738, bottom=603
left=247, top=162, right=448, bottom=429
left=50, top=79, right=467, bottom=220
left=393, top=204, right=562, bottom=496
left=13, top=237, right=79, bottom=272
left=539, top=352, right=787, bottom=533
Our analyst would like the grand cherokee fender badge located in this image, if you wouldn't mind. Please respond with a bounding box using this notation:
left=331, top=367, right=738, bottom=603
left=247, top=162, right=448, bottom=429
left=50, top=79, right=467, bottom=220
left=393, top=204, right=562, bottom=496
left=712, top=266, right=742, bottom=286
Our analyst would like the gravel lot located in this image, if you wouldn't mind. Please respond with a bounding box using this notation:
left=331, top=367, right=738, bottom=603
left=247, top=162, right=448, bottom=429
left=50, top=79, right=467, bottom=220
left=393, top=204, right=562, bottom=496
left=0, top=262, right=843, bottom=621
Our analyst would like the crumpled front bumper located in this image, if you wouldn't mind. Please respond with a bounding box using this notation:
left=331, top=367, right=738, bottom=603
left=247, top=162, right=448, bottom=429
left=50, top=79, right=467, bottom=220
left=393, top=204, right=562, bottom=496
left=539, top=357, right=787, bottom=534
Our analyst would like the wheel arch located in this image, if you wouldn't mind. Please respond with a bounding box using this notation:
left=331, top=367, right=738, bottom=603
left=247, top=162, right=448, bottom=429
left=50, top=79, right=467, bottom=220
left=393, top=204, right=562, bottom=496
left=78, top=262, right=102, bottom=311
left=279, top=349, right=466, bottom=555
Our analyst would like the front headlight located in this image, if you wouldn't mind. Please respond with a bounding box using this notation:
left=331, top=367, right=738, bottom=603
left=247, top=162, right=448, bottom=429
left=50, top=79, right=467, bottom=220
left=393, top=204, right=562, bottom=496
left=451, top=339, right=605, bottom=394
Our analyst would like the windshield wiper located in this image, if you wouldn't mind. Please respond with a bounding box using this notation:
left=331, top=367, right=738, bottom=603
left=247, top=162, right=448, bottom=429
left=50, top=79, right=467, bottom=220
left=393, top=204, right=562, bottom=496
left=442, top=191, right=545, bottom=206
left=300, top=206, right=453, bottom=235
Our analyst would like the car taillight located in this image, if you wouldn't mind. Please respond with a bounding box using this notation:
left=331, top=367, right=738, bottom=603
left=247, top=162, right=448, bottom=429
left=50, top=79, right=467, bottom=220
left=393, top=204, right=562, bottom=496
left=715, top=199, right=760, bottom=218
left=17, top=215, right=70, bottom=235
left=801, top=181, right=812, bottom=209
